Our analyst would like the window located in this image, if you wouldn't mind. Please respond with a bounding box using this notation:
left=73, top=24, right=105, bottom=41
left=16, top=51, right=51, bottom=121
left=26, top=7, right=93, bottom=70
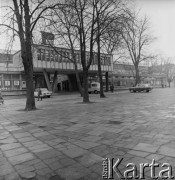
left=54, top=52, right=58, bottom=62
left=94, top=54, right=98, bottom=64
left=4, top=80, right=10, bottom=86
left=41, top=49, right=45, bottom=60
left=62, top=51, right=66, bottom=62
left=37, top=49, right=41, bottom=60
left=58, top=52, right=62, bottom=62
left=101, top=56, right=104, bottom=65
left=46, top=50, right=50, bottom=61
left=50, top=50, right=54, bottom=61
left=92, top=84, right=97, bottom=87
left=105, top=57, right=111, bottom=65
left=76, top=53, right=80, bottom=63
left=65, top=52, right=69, bottom=62
left=14, top=81, right=20, bottom=86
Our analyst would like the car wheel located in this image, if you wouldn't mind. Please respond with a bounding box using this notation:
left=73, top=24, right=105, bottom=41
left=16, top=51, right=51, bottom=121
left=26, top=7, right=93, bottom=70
left=146, top=90, right=149, bottom=93
left=47, top=96, right=50, bottom=98
left=133, top=91, right=136, bottom=93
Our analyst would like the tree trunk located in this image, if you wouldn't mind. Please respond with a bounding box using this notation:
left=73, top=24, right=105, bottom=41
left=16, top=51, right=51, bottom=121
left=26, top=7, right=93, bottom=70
left=75, top=65, right=83, bottom=96
left=98, top=57, right=105, bottom=98
left=135, top=65, right=140, bottom=86
left=22, top=55, right=36, bottom=111
left=82, top=70, right=89, bottom=103
left=97, top=23, right=105, bottom=98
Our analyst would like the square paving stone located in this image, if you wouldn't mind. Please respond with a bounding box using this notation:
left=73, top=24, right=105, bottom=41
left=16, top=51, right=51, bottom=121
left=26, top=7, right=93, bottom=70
left=0, top=163, right=15, bottom=176
left=146, top=154, right=164, bottom=161
left=55, top=167, right=85, bottom=180
left=127, top=150, right=150, bottom=157
left=73, top=140, right=100, bottom=149
left=4, top=147, right=28, bottom=158
left=76, top=153, right=102, bottom=167
left=63, top=147, right=88, bottom=158
left=0, top=143, right=22, bottom=151
left=8, top=153, right=35, bottom=165
left=132, top=143, right=159, bottom=153
left=158, top=146, right=175, bottom=157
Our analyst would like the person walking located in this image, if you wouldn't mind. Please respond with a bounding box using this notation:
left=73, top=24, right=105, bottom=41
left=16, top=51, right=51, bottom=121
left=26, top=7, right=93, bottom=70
left=37, top=87, right=42, bottom=101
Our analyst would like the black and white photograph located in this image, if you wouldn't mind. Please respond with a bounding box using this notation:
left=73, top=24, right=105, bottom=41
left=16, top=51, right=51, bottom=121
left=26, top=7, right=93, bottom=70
left=0, top=0, right=175, bottom=179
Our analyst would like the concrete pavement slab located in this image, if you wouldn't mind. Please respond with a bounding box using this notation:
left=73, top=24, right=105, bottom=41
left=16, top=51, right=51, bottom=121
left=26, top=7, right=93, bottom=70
left=0, top=89, right=175, bottom=179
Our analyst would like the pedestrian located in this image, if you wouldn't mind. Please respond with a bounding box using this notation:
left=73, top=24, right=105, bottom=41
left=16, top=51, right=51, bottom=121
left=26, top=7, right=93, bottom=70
left=0, top=90, right=4, bottom=104
left=110, top=84, right=114, bottom=92
left=37, top=87, right=42, bottom=101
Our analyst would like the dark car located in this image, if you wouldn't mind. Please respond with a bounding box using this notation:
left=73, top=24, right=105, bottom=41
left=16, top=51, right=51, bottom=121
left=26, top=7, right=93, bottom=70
left=129, top=84, right=153, bottom=93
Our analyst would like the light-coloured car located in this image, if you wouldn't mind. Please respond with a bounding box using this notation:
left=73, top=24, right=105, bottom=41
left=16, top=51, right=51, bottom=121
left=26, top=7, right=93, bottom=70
left=34, top=88, right=52, bottom=98
left=88, top=82, right=100, bottom=94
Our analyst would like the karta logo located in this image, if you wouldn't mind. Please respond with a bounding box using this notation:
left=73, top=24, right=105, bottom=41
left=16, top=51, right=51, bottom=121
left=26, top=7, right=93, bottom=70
left=102, top=158, right=174, bottom=179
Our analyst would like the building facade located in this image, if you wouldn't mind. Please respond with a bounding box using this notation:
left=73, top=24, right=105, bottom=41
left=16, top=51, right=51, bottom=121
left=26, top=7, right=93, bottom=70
left=2, top=44, right=112, bottom=94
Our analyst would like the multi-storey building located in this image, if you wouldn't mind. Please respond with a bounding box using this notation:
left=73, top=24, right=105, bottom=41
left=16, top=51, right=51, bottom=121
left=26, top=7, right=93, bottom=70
left=1, top=44, right=112, bottom=95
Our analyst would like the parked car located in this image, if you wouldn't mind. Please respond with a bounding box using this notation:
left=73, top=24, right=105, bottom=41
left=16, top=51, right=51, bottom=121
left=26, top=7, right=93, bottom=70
left=129, top=84, right=153, bottom=93
left=88, top=82, right=100, bottom=94
left=34, top=88, right=52, bottom=98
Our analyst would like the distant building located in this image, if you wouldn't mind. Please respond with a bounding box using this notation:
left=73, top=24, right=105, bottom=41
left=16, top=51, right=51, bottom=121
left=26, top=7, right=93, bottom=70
left=111, top=63, right=152, bottom=87
left=0, top=50, right=26, bottom=95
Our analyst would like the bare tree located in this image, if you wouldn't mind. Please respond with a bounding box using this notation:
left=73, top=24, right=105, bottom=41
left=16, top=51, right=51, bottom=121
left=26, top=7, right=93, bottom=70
left=0, top=0, right=59, bottom=110
left=42, top=4, right=84, bottom=96
left=121, top=12, right=155, bottom=85
left=162, top=58, right=175, bottom=88
left=94, top=0, right=127, bottom=97
left=47, top=0, right=97, bottom=103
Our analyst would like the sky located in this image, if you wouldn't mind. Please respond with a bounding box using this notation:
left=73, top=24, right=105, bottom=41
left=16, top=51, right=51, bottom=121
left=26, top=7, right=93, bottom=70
left=134, top=0, right=175, bottom=58
left=0, top=0, right=175, bottom=59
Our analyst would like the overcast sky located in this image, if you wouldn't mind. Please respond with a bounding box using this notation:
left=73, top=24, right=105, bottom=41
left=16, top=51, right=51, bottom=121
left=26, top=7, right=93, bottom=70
left=135, top=0, right=175, bottom=58
left=0, top=0, right=175, bottom=58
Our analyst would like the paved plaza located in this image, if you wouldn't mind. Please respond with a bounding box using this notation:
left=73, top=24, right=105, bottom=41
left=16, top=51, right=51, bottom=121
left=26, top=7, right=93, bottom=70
left=0, top=88, right=175, bottom=179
